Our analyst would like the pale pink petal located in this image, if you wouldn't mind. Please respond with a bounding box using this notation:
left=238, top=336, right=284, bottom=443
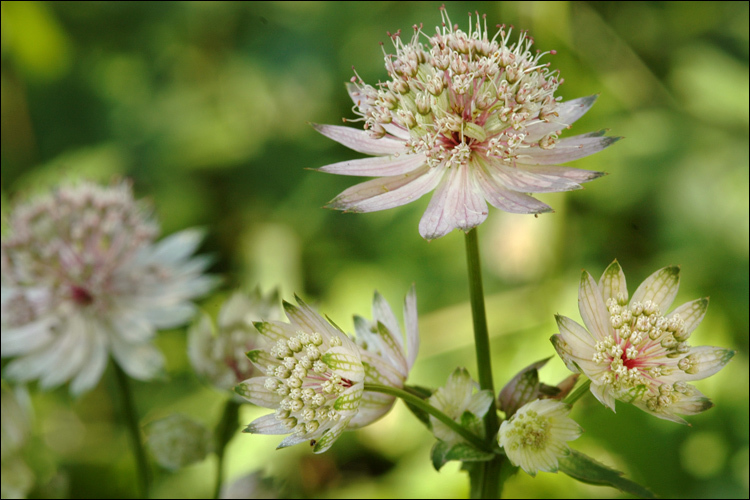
left=312, top=124, right=405, bottom=155
left=318, top=153, right=426, bottom=177
left=515, top=164, right=606, bottom=185
left=245, top=414, right=291, bottom=435
left=631, top=266, right=680, bottom=313
left=578, top=271, right=611, bottom=339
left=590, top=381, right=616, bottom=412
left=667, top=298, right=708, bottom=338
left=70, top=330, right=107, bottom=395
left=328, top=164, right=443, bottom=213
left=418, top=163, right=489, bottom=240
left=598, top=260, right=628, bottom=304
left=474, top=160, right=553, bottom=213
left=372, top=291, right=404, bottom=350
left=525, top=95, right=599, bottom=142
left=490, top=161, right=583, bottom=193
left=519, top=131, right=621, bottom=165
left=678, top=346, right=735, bottom=382
left=404, top=284, right=419, bottom=370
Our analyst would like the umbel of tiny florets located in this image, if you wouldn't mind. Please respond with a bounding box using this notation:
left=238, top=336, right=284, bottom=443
left=315, top=7, right=619, bottom=240
left=236, top=296, right=364, bottom=453
left=498, top=398, right=582, bottom=476
left=552, top=260, right=735, bottom=424
left=1, top=180, right=217, bottom=395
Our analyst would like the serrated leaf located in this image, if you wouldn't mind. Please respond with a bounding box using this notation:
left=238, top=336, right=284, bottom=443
left=498, top=358, right=550, bottom=416
left=559, top=450, right=655, bottom=498
left=403, top=385, right=434, bottom=429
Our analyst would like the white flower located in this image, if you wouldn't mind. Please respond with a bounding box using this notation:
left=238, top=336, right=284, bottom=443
left=1, top=180, right=217, bottom=395
left=315, top=8, right=617, bottom=240
left=498, top=398, right=582, bottom=476
left=428, top=367, right=493, bottom=445
left=236, top=296, right=364, bottom=453
left=189, top=289, right=280, bottom=392
left=348, top=285, right=420, bottom=428
left=145, top=414, right=214, bottom=470
left=552, top=260, right=735, bottom=424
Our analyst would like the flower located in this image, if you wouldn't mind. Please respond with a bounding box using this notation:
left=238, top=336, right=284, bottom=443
left=315, top=8, right=618, bottom=240
left=348, top=285, right=420, bottom=428
left=236, top=296, right=364, bottom=453
left=189, top=289, right=280, bottom=392
left=498, top=398, right=582, bottom=476
left=551, top=260, right=735, bottom=424
left=1, top=180, right=217, bottom=395
left=428, top=367, right=493, bottom=445
left=145, top=414, right=214, bottom=470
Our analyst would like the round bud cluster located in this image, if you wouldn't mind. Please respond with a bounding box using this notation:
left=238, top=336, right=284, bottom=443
left=264, top=332, right=351, bottom=438
left=349, top=8, right=562, bottom=170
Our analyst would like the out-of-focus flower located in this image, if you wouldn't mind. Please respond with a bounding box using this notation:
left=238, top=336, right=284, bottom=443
left=1, top=180, right=217, bottom=395
left=189, top=289, right=280, bottom=392
left=315, top=7, right=617, bottom=240
left=1, top=383, right=35, bottom=499
left=552, top=260, right=734, bottom=424
left=145, top=413, right=213, bottom=470
left=348, top=286, right=419, bottom=428
left=236, top=297, right=364, bottom=453
left=428, top=367, right=493, bottom=445
left=498, top=398, right=582, bottom=476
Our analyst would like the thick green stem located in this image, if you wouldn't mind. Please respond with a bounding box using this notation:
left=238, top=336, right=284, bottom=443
left=364, top=383, right=492, bottom=453
left=563, top=378, right=591, bottom=406
left=112, top=362, right=150, bottom=498
left=213, top=398, right=241, bottom=499
left=464, top=228, right=502, bottom=499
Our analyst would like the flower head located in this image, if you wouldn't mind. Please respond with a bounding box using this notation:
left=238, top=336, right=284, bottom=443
left=552, top=260, right=735, bottom=424
left=1, top=180, right=217, bottom=395
left=498, top=398, right=582, bottom=476
left=428, top=367, right=493, bottom=445
left=348, top=285, right=420, bottom=428
left=315, top=8, right=618, bottom=240
left=189, top=289, right=280, bottom=392
left=236, top=296, right=364, bottom=453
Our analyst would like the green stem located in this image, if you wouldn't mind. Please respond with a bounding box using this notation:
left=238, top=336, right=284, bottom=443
left=112, top=362, right=150, bottom=498
left=464, top=228, right=504, bottom=499
left=364, top=383, right=492, bottom=453
left=213, top=398, right=241, bottom=499
left=563, top=378, right=591, bottom=406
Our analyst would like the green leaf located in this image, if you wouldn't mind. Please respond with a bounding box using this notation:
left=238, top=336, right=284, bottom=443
left=403, top=385, right=434, bottom=429
left=430, top=440, right=452, bottom=471
left=559, top=450, right=655, bottom=498
left=430, top=441, right=495, bottom=471
left=444, top=442, right=495, bottom=463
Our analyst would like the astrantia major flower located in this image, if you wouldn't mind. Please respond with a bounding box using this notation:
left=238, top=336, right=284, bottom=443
left=1, top=180, right=217, bottom=395
left=498, top=398, right=582, bottom=476
left=348, top=286, right=419, bottom=428
left=236, top=297, right=364, bottom=453
left=188, top=289, right=280, bottom=392
left=428, top=367, right=493, bottom=446
left=551, top=260, right=734, bottom=424
left=315, top=8, right=618, bottom=240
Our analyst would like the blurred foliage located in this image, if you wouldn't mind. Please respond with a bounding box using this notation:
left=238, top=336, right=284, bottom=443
left=1, top=1, right=748, bottom=498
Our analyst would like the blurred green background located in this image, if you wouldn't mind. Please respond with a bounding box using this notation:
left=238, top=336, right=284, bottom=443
left=1, top=1, right=747, bottom=498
